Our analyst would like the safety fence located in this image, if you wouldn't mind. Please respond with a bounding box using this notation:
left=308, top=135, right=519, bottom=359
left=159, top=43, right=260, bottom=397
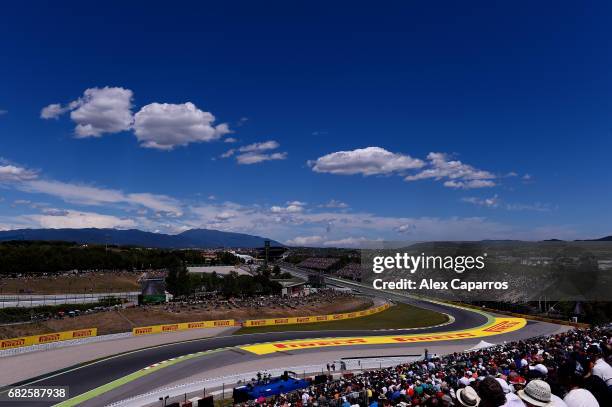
left=242, top=303, right=390, bottom=327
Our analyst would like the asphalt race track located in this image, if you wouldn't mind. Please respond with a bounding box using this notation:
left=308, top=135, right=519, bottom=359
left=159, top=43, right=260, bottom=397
left=1, top=273, right=563, bottom=407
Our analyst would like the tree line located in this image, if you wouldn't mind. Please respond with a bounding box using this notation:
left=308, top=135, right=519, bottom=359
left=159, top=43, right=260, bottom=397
left=165, top=265, right=287, bottom=298
left=0, top=241, right=238, bottom=275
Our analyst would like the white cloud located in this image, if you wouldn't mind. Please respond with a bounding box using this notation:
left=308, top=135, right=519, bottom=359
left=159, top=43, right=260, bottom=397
left=41, top=87, right=134, bottom=137
left=0, top=109, right=7, bottom=116
left=40, top=103, right=68, bottom=119
left=42, top=87, right=231, bottom=150
left=322, top=236, right=373, bottom=248
left=505, top=202, right=551, bottom=212
left=236, top=151, right=287, bottom=165
left=224, top=137, right=238, bottom=143
left=27, top=210, right=136, bottom=229
left=461, top=195, right=501, bottom=208
left=405, top=152, right=496, bottom=189
left=271, top=201, right=306, bottom=213
left=224, top=140, right=288, bottom=164
left=71, top=87, right=134, bottom=137
left=133, top=102, right=230, bottom=150
left=0, top=164, right=38, bottom=182
left=309, top=147, right=424, bottom=176
left=395, top=223, right=417, bottom=234
left=286, top=235, right=324, bottom=246
left=319, top=199, right=349, bottom=209
left=444, top=179, right=496, bottom=189
left=462, top=195, right=551, bottom=212
left=238, top=140, right=279, bottom=153
left=20, top=179, right=182, bottom=216
left=220, top=149, right=235, bottom=158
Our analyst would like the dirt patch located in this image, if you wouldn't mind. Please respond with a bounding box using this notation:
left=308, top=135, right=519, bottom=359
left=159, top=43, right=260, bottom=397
left=0, top=272, right=141, bottom=294
left=0, top=296, right=373, bottom=338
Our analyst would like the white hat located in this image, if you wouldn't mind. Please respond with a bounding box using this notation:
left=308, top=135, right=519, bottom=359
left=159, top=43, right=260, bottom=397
left=495, top=378, right=511, bottom=394
left=518, top=379, right=553, bottom=407
left=529, top=364, right=548, bottom=376
left=456, top=386, right=480, bottom=407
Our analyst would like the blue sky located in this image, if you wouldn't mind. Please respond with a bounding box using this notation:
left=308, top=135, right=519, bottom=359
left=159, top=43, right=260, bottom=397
left=1, top=1, right=611, bottom=245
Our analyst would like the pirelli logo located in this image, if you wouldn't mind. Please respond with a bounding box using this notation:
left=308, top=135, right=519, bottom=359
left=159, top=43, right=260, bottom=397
left=391, top=332, right=476, bottom=342
left=72, top=329, right=94, bottom=338
left=483, top=321, right=520, bottom=333
left=0, top=328, right=97, bottom=349
left=135, top=327, right=153, bottom=335
left=1, top=338, right=25, bottom=349
left=273, top=338, right=368, bottom=349
left=162, top=325, right=179, bottom=332
left=214, top=320, right=231, bottom=326
left=275, top=318, right=289, bottom=324
left=240, top=317, right=527, bottom=355
left=188, top=322, right=206, bottom=329
left=39, top=334, right=61, bottom=343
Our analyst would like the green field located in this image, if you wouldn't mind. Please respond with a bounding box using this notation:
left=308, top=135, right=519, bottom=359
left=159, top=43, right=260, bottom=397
left=233, top=302, right=449, bottom=334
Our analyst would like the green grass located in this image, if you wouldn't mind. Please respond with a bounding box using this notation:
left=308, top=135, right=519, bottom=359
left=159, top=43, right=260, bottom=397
left=233, top=302, right=449, bottom=334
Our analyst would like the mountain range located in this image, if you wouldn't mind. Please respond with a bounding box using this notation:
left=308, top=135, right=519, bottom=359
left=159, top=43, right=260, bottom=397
left=0, top=228, right=283, bottom=248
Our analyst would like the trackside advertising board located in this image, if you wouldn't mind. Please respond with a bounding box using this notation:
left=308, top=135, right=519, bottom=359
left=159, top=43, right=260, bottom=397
left=242, top=303, right=390, bottom=328
left=0, top=328, right=97, bottom=350
left=241, top=317, right=526, bottom=355
left=132, top=319, right=235, bottom=336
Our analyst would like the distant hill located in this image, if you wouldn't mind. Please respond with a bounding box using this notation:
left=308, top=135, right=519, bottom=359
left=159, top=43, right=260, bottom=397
left=588, top=236, right=612, bottom=242
left=0, top=228, right=283, bottom=248
left=573, top=236, right=612, bottom=242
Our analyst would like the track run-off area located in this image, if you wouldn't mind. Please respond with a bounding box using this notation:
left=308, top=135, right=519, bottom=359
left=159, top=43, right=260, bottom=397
left=0, top=270, right=568, bottom=407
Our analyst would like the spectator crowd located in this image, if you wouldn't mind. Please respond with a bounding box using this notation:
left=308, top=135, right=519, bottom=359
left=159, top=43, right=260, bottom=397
left=163, top=289, right=360, bottom=313
left=236, top=326, right=611, bottom=407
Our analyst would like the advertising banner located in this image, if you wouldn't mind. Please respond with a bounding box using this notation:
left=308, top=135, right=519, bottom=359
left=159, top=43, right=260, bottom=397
left=132, top=319, right=235, bottom=336
left=0, top=328, right=97, bottom=350
left=242, top=303, right=390, bottom=327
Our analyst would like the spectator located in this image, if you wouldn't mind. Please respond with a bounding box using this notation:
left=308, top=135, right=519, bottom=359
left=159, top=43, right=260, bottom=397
left=457, top=386, right=480, bottom=406
left=561, top=371, right=600, bottom=407
left=587, top=345, right=612, bottom=388
left=517, top=379, right=554, bottom=406
left=478, top=377, right=507, bottom=407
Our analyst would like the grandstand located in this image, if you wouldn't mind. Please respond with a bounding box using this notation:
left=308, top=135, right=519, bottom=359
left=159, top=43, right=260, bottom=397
left=234, top=326, right=612, bottom=407
left=336, top=263, right=363, bottom=281
left=298, top=257, right=341, bottom=272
